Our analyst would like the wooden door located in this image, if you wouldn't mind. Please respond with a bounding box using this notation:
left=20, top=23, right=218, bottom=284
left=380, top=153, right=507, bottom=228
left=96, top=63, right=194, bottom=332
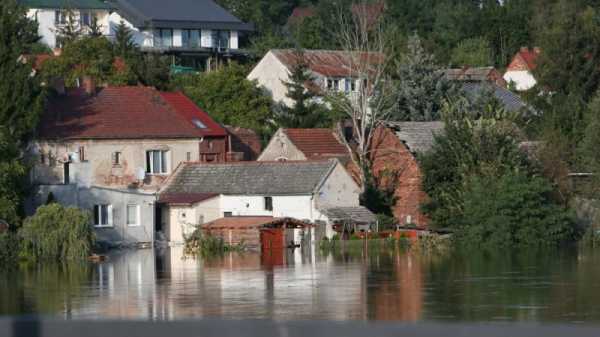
left=260, top=228, right=284, bottom=250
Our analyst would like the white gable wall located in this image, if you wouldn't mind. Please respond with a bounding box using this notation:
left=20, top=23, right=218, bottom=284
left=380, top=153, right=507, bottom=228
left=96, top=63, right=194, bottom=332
left=257, top=129, right=307, bottom=161
left=247, top=51, right=293, bottom=106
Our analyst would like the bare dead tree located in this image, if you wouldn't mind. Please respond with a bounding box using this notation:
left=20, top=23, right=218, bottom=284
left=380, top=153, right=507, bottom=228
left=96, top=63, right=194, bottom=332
left=327, top=1, right=396, bottom=193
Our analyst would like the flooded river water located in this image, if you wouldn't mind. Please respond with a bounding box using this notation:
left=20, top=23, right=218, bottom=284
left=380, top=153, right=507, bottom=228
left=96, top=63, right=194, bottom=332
left=2, top=244, right=600, bottom=322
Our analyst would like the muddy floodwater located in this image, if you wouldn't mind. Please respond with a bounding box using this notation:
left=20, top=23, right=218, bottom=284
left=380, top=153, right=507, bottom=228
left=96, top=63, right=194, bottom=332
left=2, top=244, right=600, bottom=322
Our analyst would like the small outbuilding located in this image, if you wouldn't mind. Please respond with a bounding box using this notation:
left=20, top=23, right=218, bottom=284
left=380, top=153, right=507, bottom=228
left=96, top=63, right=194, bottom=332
left=321, top=206, right=378, bottom=235
left=202, top=216, right=313, bottom=250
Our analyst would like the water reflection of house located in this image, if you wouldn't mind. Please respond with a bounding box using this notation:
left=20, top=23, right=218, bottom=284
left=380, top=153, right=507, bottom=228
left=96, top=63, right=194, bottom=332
left=369, top=253, right=423, bottom=321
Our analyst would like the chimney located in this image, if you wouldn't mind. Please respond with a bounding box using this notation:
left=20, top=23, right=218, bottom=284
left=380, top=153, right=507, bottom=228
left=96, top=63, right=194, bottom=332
left=82, top=76, right=96, bottom=95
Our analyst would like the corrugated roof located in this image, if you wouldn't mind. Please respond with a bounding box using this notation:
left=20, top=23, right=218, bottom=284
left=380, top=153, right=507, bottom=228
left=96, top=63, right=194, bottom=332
left=283, top=128, right=348, bottom=159
left=19, top=0, right=112, bottom=9
left=387, top=122, right=445, bottom=154
left=461, top=82, right=526, bottom=112
left=272, top=49, right=384, bottom=78
left=38, top=86, right=227, bottom=140
left=113, top=0, right=253, bottom=30
left=162, top=160, right=337, bottom=196
left=321, top=206, right=376, bottom=224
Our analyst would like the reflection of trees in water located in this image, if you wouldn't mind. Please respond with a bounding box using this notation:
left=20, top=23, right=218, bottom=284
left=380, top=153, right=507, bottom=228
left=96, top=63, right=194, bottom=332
left=421, top=247, right=595, bottom=322
left=0, top=263, right=91, bottom=316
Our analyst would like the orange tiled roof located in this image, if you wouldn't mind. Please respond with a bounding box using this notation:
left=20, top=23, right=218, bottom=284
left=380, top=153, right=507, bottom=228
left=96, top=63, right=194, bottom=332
left=283, top=128, right=348, bottom=159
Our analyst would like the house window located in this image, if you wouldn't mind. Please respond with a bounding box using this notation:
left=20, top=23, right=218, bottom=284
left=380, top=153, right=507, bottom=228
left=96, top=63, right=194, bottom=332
left=264, top=197, right=273, bottom=211
left=126, top=204, right=140, bottom=226
left=211, top=30, right=230, bottom=48
left=154, top=29, right=173, bottom=48
left=181, top=29, right=190, bottom=48
left=94, top=204, right=112, bottom=227
left=327, top=79, right=333, bottom=90
left=55, top=10, right=67, bottom=25
left=146, top=150, right=169, bottom=174
left=351, top=79, right=357, bottom=92
left=333, top=79, right=340, bottom=91
left=190, top=30, right=200, bottom=48
left=345, top=78, right=351, bottom=93
left=112, top=152, right=121, bottom=166
left=80, top=12, right=92, bottom=27
left=224, top=211, right=233, bottom=217
left=78, top=146, right=86, bottom=162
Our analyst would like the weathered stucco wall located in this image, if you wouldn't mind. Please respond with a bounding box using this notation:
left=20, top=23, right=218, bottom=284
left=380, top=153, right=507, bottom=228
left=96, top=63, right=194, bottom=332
left=247, top=51, right=293, bottom=106
left=315, top=162, right=361, bottom=210
left=31, top=138, right=204, bottom=189
left=164, top=196, right=221, bottom=244
left=257, top=129, right=307, bottom=161
left=29, top=185, right=156, bottom=245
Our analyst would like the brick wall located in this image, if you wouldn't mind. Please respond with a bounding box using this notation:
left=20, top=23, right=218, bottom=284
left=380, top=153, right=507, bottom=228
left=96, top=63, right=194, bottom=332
left=370, top=127, right=429, bottom=228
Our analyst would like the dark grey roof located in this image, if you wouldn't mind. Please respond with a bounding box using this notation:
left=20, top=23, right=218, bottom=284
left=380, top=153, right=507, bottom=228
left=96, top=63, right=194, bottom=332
left=461, top=82, right=526, bottom=112
left=162, top=160, right=338, bottom=196
left=386, top=122, right=444, bottom=154
left=321, top=206, right=377, bottom=224
left=113, top=0, right=253, bottom=30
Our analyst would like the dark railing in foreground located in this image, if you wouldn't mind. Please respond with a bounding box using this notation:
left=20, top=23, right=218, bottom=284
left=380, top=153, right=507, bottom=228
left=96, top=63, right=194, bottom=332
left=1, top=318, right=599, bottom=337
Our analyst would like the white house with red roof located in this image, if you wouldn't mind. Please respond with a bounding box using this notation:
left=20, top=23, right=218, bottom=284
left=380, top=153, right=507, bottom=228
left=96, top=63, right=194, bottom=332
left=247, top=49, right=383, bottom=107
left=503, top=47, right=540, bottom=91
left=27, top=86, right=239, bottom=246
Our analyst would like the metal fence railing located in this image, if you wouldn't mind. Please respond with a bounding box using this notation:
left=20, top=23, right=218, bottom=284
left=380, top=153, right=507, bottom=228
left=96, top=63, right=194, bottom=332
left=1, top=318, right=600, bottom=337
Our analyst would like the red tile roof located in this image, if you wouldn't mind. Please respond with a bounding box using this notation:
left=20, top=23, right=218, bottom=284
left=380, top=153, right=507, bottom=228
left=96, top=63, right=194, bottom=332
left=203, top=216, right=313, bottom=230
left=226, top=126, right=262, bottom=161
left=159, top=193, right=218, bottom=205
left=507, top=47, right=540, bottom=72
left=283, top=128, right=348, bottom=159
left=38, top=86, right=227, bottom=140
left=203, top=216, right=278, bottom=229
left=272, top=49, right=384, bottom=78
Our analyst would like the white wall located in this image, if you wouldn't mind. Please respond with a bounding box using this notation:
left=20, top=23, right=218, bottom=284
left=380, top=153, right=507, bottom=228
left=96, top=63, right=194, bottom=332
left=165, top=196, right=221, bottom=244
left=247, top=51, right=293, bottom=106
left=108, top=12, right=153, bottom=47
left=28, top=8, right=111, bottom=48
left=257, top=129, right=307, bottom=161
left=503, top=70, right=537, bottom=91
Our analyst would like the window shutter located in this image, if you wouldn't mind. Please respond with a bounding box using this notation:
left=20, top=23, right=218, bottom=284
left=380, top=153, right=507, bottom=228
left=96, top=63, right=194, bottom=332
left=108, top=205, right=113, bottom=226
left=79, top=146, right=85, bottom=161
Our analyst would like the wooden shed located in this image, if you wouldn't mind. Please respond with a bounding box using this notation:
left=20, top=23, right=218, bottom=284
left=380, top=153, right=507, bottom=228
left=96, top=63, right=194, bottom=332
left=201, top=217, right=312, bottom=250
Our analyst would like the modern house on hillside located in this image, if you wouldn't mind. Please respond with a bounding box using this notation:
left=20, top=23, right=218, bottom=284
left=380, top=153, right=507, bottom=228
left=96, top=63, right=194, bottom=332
left=107, top=0, right=253, bottom=71
left=27, top=85, right=250, bottom=245
left=248, top=49, right=383, bottom=107
left=503, top=47, right=540, bottom=91
left=159, top=159, right=375, bottom=244
left=21, top=0, right=113, bottom=49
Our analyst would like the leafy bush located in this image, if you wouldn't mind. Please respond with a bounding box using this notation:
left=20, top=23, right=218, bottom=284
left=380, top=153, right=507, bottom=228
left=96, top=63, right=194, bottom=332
left=0, top=232, right=19, bottom=264
left=458, top=171, right=577, bottom=247
left=184, top=230, right=245, bottom=257
left=19, top=204, right=94, bottom=261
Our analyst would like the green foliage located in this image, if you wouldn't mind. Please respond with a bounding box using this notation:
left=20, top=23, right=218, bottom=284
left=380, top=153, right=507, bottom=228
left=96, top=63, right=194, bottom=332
left=450, top=37, right=493, bottom=67
left=392, top=33, right=458, bottom=121
left=578, top=91, right=600, bottom=195
left=458, top=171, right=577, bottom=247
left=0, top=232, right=19, bottom=264
left=275, top=49, right=333, bottom=128
left=420, top=97, right=529, bottom=228
left=172, top=63, right=274, bottom=137
left=19, top=204, right=95, bottom=262
left=54, top=8, right=83, bottom=46
left=0, top=0, right=45, bottom=225
left=184, top=229, right=245, bottom=257
left=42, top=36, right=115, bottom=86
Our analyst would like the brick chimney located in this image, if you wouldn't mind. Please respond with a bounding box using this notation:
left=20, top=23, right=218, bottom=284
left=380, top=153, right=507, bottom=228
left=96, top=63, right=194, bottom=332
left=82, top=76, right=96, bottom=95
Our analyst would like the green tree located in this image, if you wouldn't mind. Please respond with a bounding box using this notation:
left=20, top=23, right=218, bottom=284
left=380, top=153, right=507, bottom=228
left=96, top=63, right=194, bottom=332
left=420, top=96, right=528, bottom=228
left=172, top=63, right=274, bottom=137
left=113, top=21, right=136, bottom=58
left=54, top=7, right=82, bottom=46
left=578, top=91, right=600, bottom=196
left=19, top=204, right=94, bottom=262
left=450, top=37, right=493, bottom=67
left=275, top=50, right=331, bottom=128
left=392, top=33, right=457, bottom=121
left=459, top=171, right=576, bottom=247
left=0, top=0, right=45, bottom=225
